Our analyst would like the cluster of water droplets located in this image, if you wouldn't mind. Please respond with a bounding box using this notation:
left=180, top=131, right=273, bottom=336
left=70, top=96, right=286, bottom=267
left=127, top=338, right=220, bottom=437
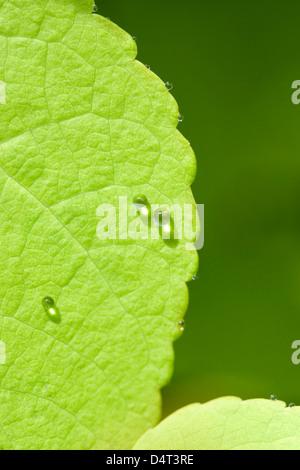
left=133, top=195, right=178, bottom=247
left=39, top=198, right=192, bottom=330
left=91, top=10, right=185, bottom=126
left=164, top=83, right=184, bottom=122
left=270, top=395, right=296, bottom=408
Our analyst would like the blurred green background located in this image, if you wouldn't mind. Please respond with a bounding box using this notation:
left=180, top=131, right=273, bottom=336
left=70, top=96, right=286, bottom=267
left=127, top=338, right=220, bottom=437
left=96, top=0, right=300, bottom=416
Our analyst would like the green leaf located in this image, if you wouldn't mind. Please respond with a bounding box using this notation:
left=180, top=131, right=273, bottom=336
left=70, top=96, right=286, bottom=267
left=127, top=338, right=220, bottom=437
left=0, top=0, right=197, bottom=450
left=134, top=397, right=300, bottom=450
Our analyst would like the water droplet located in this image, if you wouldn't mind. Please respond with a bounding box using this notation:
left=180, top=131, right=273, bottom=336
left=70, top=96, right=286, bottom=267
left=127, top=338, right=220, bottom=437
left=153, top=208, right=178, bottom=247
left=162, top=225, right=174, bottom=243
left=92, top=5, right=98, bottom=13
left=153, top=208, right=168, bottom=227
left=165, top=82, right=173, bottom=91
left=133, top=194, right=148, bottom=207
left=146, top=65, right=151, bottom=70
left=270, top=395, right=277, bottom=401
left=178, top=320, right=185, bottom=332
left=133, top=195, right=151, bottom=223
left=192, top=274, right=199, bottom=281
left=42, top=297, right=61, bottom=324
left=132, top=36, right=137, bottom=42
left=155, top=209, right=171, bottom=233
left=178, top=114, right=184, bottom=122
left=289, top=403, right=296, bottom=408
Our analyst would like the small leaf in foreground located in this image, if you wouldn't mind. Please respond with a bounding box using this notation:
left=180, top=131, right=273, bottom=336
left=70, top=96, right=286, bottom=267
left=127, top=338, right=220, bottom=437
left=134, top=397, right=300, bottom=450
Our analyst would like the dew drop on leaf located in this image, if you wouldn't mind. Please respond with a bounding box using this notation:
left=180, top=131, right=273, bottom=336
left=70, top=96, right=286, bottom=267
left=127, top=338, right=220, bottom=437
left=270, top=395, right=277, bottom=401
left=162, top=219, right=172, bottom=236
left=192, top=274, right=199, bottom=281
left=42, top=297, right=61, bottom=324
left=178, top=114, right=184, bottom=122
left=289, top=403, right=296, bottom=408
left=178, top=320, right=185, bottom=332
left=133, top=194, right=149, bottom=207
left=153, top=208, right=178, bottom=247
left=146, top=65, right=151, bottom=70
left=133, top=195, right=152, bottom=226
left=165, top=82, right=173, bottom=91
left=153, top=209, right=167, bottom=228
left=133, top=194, right=150, bottom=216
left=92, top=5, right=98, bottom=13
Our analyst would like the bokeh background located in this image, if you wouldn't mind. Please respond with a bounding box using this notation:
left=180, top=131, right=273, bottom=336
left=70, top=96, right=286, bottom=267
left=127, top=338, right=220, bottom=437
left=96, top=0, right=300, bottom=416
